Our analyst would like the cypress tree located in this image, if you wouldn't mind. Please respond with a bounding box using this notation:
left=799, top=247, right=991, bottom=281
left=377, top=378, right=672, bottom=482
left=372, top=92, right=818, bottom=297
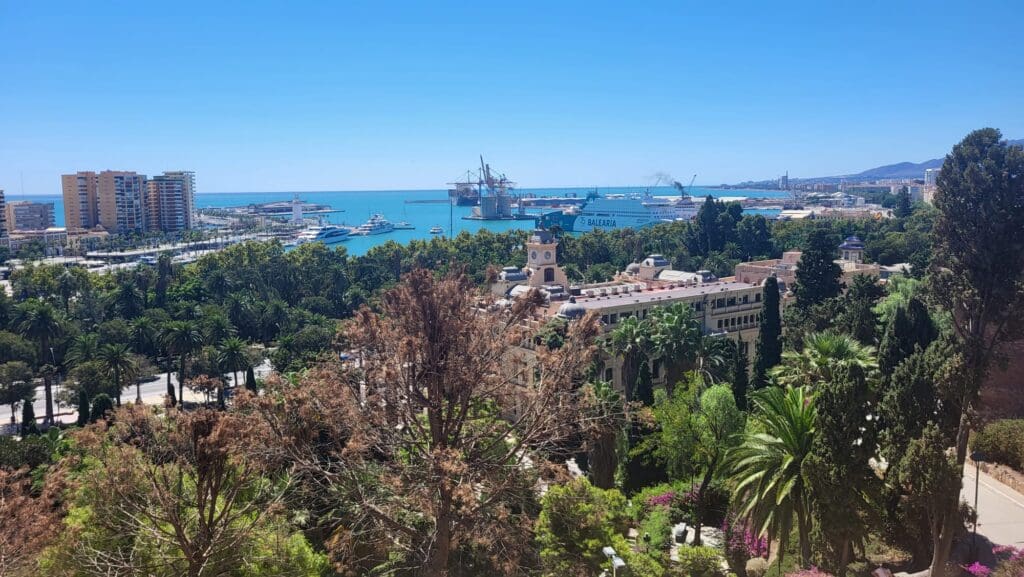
left=245, top=365, right=258, bottom=392
left=731, top=339, right=749, bottom=411
left=793, top=228, right=842, bottom=308
left=894, top=186, right=913, bottom=218
left=878, top=297, right=936, bottom=378
left=20, top=401, right=38, bottom=436
left=76, top=390, right=90, bottom=426
left=752, top=277, right=782, bottom=389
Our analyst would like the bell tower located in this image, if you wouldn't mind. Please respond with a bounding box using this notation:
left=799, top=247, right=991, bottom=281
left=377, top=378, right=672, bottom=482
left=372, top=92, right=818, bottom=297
left=526, top=229, right=567, bottom=287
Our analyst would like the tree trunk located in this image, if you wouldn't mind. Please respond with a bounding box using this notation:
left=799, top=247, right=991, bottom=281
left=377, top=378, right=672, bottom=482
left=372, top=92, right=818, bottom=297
left=930, top=412, right=971, bottom=577
left=166, top=358, right=175, bottom=406
left=178, top=355, right=186, bottom=408
left=114, top=368, right=122, bottom=407
left=43, top=375, right=53, bottom=424
left=427, top=489, right=453, bottom=576
left=837, top=538, right=851, bottom=577
left=797, top=501, right=812, bottom=567
left=590, top=431, right=617, bottom=489
left=136, top=378, right=142, bottom=403
left=693, top=464, right=716, bottom=546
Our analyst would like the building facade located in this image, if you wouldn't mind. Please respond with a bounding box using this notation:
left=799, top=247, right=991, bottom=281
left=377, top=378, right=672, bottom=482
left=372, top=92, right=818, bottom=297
left=61, top=171, right=100, bottom=230
left=5, top=200, right=55, bottom=233
left=146, top=171, right=196, bottom=232
left=97, top=171, right=147, bottom=234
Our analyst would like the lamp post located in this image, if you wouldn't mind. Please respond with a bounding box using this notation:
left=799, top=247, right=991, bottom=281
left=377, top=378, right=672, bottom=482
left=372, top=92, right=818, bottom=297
left=970, top=450, right=985, bottom=559
left=602, top=546, right=626, bottom=577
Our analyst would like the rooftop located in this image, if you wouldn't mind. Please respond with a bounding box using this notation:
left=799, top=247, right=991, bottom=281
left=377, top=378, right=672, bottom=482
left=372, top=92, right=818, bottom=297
left=546, top=280, right=758, bottom=314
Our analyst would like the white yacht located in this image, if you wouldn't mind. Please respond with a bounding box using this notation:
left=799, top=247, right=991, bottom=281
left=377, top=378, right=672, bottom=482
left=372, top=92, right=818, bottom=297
left=429, top=225, right=444, bottom=234
left=294, top=225, right=351, bottom=245
left=352, top=214, right=395, bottom=236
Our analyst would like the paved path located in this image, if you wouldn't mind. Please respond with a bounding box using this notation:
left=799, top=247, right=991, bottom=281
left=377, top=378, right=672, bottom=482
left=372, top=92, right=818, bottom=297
left=962, top=464, right=1024, bottom=547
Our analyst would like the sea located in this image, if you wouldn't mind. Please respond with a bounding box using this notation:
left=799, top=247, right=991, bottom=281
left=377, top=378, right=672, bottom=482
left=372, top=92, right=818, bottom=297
left=9, top=187, right=788, bottom=257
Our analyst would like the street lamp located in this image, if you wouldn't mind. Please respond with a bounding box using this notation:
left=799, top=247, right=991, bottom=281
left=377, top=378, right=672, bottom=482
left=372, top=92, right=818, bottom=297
left=970, top=450, right=985, bottom=559
left=602, top=546, right=626, bottom=577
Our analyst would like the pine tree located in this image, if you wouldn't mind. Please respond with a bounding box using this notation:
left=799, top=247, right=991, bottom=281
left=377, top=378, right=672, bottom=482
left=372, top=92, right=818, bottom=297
left=76, top=389, right=90, bottom=426
left=793, top=228, right=842, bottom=309
left=894, top=186, right=912, bottom=218
left=752, top=277, right=782, bottom=389
left=20, top=401, right=38, bottom=436
left=245, top=365, right=258, bottom=392
left=731, top=339, right=749, bottom=411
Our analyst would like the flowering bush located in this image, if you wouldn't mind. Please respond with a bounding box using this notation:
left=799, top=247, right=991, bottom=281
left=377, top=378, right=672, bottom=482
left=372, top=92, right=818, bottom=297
left=721, top=512, right=768, bottom=571
left=962, top=562, right=992, bottom=577
left=646, top=490, right=675, bottom=509
left=785, top=567, right=835, bottom=577
left=993, top=545, right=1024, bottom=562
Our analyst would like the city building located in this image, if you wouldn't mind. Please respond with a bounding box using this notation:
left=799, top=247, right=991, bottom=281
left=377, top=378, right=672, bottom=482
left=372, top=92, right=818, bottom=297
left=61, top=171, right=100, bottom=230
left=146, top=171, right=196, bottom=232
left=6, top=227, right=68, bottom=256
left=5, top=200, right=55, bottom=233
left=494, top=231, right=765, bottom=394
left=0, top=190, right=7, bottom=240
left=98, top=171, right=147, bottom=234
left=734, top=235, right=885, bottom=292
left=924, top=168, right=940, bottom=187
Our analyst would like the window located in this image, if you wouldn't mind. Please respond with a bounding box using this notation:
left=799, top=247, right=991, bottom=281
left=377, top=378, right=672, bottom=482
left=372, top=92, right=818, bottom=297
left=755, top=293, right=762, bottom=302
left=652, top=359, right=662, bottom=378
left=609, top=313, right=618, bottom=324
left=742, top=295, right=748, bottom=303
left=693, top=302, right=702, bottom=311
left=727, top=297, right=736, bottom=306
left=717, top=319, right=723, bottom=329
left=716, top=298, right=725, bottom=308
left=601, top=315, right=609, bottom=325
left=604, top=368, right=614, bottom=382
left=544, top=267, right=555, bottom=283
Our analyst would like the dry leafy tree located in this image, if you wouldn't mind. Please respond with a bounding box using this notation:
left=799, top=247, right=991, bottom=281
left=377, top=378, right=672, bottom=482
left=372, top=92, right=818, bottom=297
left=0, top=468, right=63, bottom=576
left=238, top=269, right=599, bottom=576
left=42, top=405, right=323, bottom=577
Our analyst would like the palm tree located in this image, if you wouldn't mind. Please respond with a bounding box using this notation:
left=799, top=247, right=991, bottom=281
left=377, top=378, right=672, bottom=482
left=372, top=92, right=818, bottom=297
left=108, top=281, right=144, bottom=319
left=647, top=303, right=700, bottom=394
left=203, top=314, right=237, bottom=346
left=99, top=343, right=137, bottom=405
left=729, top=386, right=817, bottom=567
left=130, top=317, right=159, bottom=357
left=604, top=316, right=649, bottom=404
left=771, top=330, right=878, bottom=388
left=161, top=320, right=204, bottom=407
left=66, top=333, right=101, bottom=368
left=693, top=334, right=735, bottom=384
left=217, top=337, right=249, bottom=408
left=15, top=300, right=64, bottom=424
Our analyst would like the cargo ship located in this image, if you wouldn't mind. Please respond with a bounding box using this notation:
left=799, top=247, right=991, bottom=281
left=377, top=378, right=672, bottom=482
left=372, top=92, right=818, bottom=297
left=447, top=171, right=481, bottom=206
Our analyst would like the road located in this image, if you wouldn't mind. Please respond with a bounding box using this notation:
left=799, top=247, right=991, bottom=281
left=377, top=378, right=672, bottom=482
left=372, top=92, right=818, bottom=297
left=3, top=360, right=274, bottom=427
left=962, top=464, right=1024, bottom=547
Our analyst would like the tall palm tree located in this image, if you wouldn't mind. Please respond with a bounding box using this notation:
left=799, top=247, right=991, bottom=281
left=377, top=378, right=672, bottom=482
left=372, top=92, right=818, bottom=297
left=65, top=333, right=101, bottom=368
left=729, top=386, right=817, bottom=567
left=771, top=330, right=878, bottom=388
left=108, top=281, right=144, bottom=319
left=604, top=316, right=649, bottom=404
left=647, top=303, right=700, bottom=394
left=161, top=320, right=204, bottom=407
left=203, top=314, right=237, bottom=346
left=15, top=300, right=64, bottom=424
left=99, top=343, right=137, bottom=405
left=130, top=317, right=159, bottom=357
left=693, top=334, right=735, bottom=384
left=217, top=337, right=249, bottom=408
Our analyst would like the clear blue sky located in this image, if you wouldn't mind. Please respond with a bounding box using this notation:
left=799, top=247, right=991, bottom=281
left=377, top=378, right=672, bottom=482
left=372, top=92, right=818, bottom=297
left=2, top=0, right=1022, bottom=194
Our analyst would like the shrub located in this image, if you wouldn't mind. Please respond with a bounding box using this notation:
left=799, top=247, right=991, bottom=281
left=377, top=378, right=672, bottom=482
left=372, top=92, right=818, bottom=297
left=994, top=557, right=1024, bottom=577
left=746, top=557, right=769, bottom=577
left=971, top=419, right=1024, bottom=471
left=90, top=394, right=114, bottom=423
left=0, top=435, right=51, bottom=469
left=677, top=545, right=725, bottom=577
left=536, top=478, right=629, bottom=575
left=785, top=567, right=834, bottom=577
left=639, top=505, right=673, bottom=552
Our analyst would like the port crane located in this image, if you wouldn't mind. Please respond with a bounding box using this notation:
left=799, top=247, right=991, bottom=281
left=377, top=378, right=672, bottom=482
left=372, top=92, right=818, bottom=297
left=673, top=174, right=697, bottom=198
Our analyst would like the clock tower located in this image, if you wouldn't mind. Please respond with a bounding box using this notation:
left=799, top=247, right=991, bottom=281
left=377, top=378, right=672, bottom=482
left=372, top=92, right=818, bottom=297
left=526, top=229, right=568, bottom=287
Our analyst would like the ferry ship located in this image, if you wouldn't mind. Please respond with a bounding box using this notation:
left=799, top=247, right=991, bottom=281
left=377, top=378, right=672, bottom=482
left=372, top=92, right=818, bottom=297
left=537, top=193, right=699, bottom=232
left=294, top=225, right=351, bottom=245
left=352, top=214, right=395, bottom=236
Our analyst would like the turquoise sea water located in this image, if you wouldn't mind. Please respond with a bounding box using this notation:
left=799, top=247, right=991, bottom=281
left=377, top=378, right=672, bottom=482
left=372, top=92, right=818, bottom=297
left=9, top=187, right=787, bottom=257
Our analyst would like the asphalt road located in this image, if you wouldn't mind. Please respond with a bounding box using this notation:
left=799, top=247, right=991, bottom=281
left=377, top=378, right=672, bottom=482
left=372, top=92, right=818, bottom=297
left=962, top=464, right=1024, bottom=547
left=5, top=360, right=274, bottom=427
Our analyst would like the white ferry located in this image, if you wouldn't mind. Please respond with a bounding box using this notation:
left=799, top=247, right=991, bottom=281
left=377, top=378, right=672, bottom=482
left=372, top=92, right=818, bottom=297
left=294, top=225, right=351, bottom=245
left=352, top=214, right=395, bottom=236
left=538, top=193, right=699, bottom=232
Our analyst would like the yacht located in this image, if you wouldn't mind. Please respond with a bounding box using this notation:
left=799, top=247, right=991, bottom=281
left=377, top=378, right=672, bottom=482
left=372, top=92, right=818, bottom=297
left=352, top=214, right=395, bottom=236
left=537, top=193, right=699, bottom=232
left=394, top=221, right=415, bottom=230
left=429, top=225, right=444, bottom=234
left=294, top=225, right=351, bottom=245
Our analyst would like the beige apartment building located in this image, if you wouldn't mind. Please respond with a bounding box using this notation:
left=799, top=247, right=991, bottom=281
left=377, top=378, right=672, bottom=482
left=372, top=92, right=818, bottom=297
left=5, top=200, right=55, bottom=233
left=97, top=171, right=146, bottom=234
left=146, top=171, right=196, bottom=232
left=61, top=171, right=100, bottom=230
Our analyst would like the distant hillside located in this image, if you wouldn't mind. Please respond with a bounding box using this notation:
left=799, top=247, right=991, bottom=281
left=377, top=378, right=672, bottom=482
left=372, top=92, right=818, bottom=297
left=727, top=138, right=1023, bottom=188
